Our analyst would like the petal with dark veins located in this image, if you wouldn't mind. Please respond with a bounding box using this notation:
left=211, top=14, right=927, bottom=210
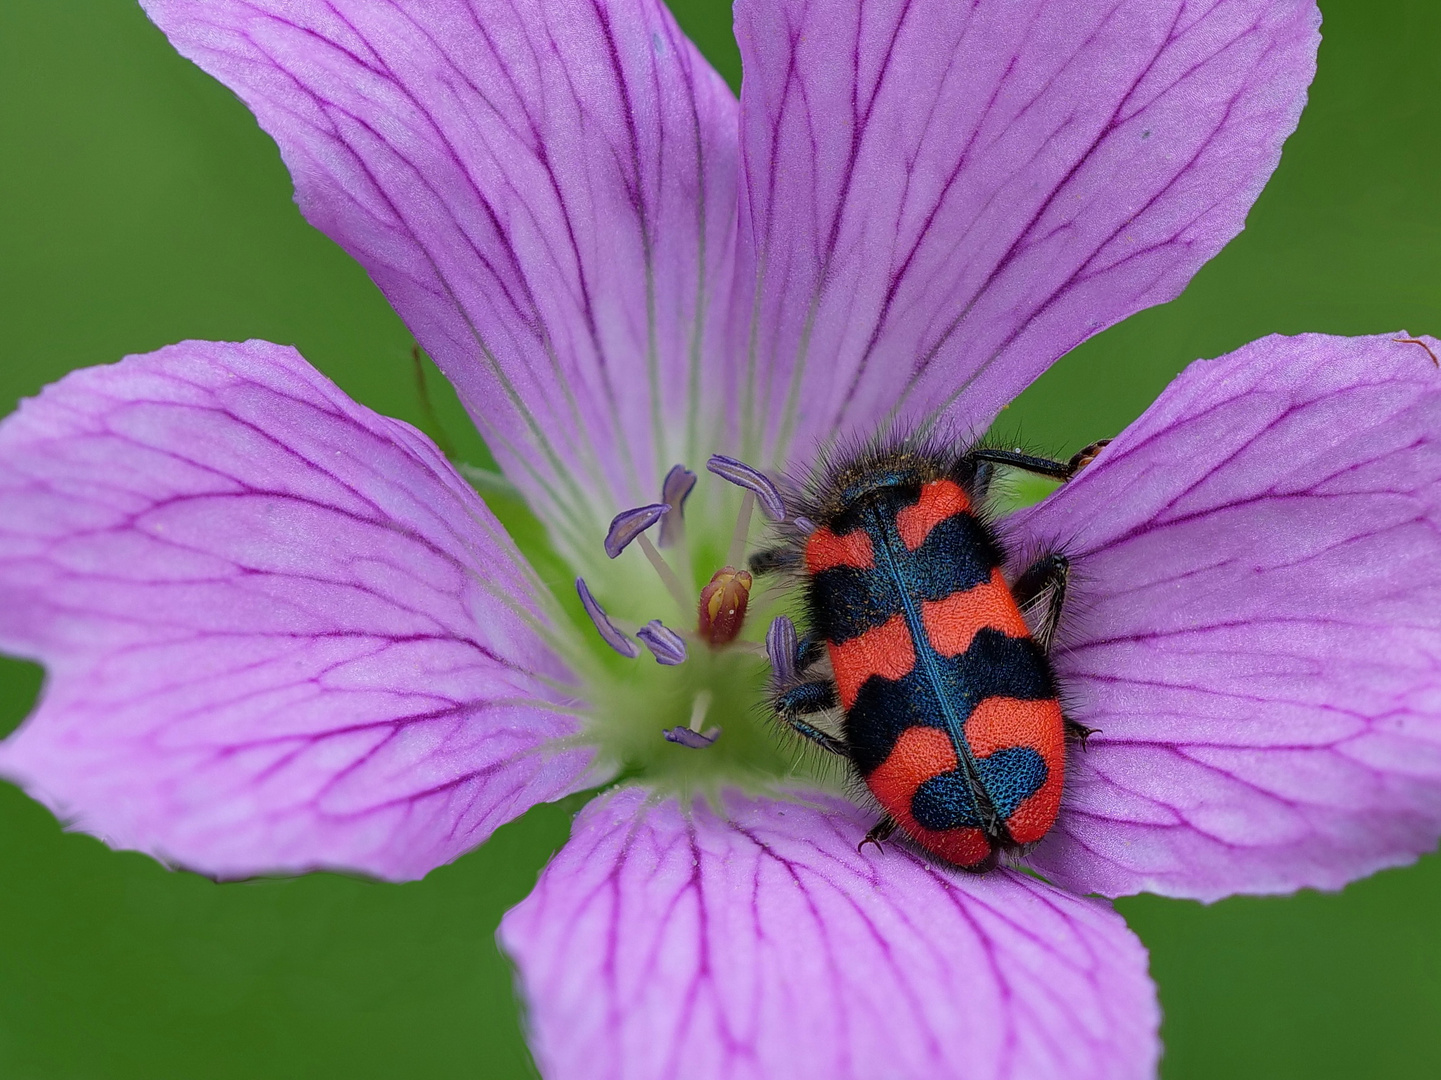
left=500, top=787, right=1159, bottom=1080
left=0, top=340, right=597, bottom=882
left=734, top=0, right=1319, bottom=467
left=1005, top=333, right=1441, bottom=900
left=142, top=0, right=739, bottom=558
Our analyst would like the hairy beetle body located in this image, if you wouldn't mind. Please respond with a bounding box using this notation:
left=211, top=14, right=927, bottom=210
left=761, top=442, right=1096, bottom=870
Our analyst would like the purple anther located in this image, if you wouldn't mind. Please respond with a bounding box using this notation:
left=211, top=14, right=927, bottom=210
left=636, top=620, right=688, bottom=666
left=575, top=578, right=640, bottom=659
left=766, top=616, right=799, bottom=685
left=792, top=516, right=817, bottom=535
left=706, top=455, right=787, bottom=521
left=604, top=503, right=669, bottom=559
left=663, top=726, right=722, bottom=749
left=657, top=464, right=696, bottom=548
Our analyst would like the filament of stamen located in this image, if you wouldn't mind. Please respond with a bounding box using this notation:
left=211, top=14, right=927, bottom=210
left=729, top=640, right=768, bottom=658
left=664, top=507, right=695, bottom=602
left=667, top=515, right=689, bottom=567
left=636, top=532, right=693, bottom=614
left=688, top=689, right=714, bottom=733
left=727, top=490, right=755, bottom=570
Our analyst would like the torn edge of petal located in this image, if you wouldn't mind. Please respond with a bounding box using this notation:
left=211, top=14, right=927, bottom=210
left=604, top=503, right=669, bottom=559
left=636, top=620, right=688, bottom=666
left=1394, top=335, right=1440, bottom=366
left=657, top=464, right=697, bottom=547
left=766, top=616, right=798, bottom=685
left=663, top=726, right=721, bottom=748
left=707, top=455, right=787, bottom=521
left=576, top=578, right=640, bottom=659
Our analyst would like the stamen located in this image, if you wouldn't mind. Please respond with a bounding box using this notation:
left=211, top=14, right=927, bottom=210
left=766, top=616, right=798, bottom=685
left=575, top=578, right=640, bottom=659
left=604, top=503, right=669, bottom=559
left=657, top=464, right=696, bottom=548
left=689, top=688, right=714, bottom=731
left=792, top=516, right=817, bottom=535
left=663, top=726, right=721, bottom=749
left=604, top=502, right=692, bottom=614
left=727, top=490, right=755, bottom=570
left=636, top=533, right=695, bottom=614
left=707, top=455, right=787, bottom=521
left=636, top=620, right=688, bottom=666
left=663, top=689, right=720, bottom=748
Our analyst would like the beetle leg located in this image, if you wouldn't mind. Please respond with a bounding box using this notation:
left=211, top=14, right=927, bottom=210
left=858, top=815, right=898, bottom=855
left=1015, top=558, right=1098, bottom=744
left=968, top=457, right=999, bottom=502
left=774, top=680, right=848, bottom=756
left=785, top=717, right=849, bottom=757
left=748, top=545, right=800, bottom=575
left=1011, top=553, right=1070, bottom=653
left=967, top=439, right=1113, bottom=484
left=775, top=679, right=836, bottom=716
left=794, top=635, right=826, bottom=675
left=966, top=447, right=1073, bottom=482
left=1066, top=439, right=1112, bottom=473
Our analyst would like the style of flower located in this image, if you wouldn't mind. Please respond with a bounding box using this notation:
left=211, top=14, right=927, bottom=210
left=2, top=1, right=1440, bottom=1077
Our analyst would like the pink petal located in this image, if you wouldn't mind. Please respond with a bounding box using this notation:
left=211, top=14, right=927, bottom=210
left=141, top=0, right=739, bottom=552
left=500, top=787, right=1159, bottom=1080
left=0, top=340, right=596, bottom=881
left=1005, top=333, right=1441, bottom=901
left=734, top=0, right=1320, bottom=465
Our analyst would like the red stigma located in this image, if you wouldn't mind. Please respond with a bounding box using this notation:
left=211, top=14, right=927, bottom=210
left=697, top=566, right=753, bottom=645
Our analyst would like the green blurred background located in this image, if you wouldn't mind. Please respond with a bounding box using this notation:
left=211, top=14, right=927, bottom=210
left=1, top=0, right=1439, bottom=1076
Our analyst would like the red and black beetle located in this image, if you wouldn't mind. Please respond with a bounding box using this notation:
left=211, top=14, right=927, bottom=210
left=752, top=439, right=1105, bottom=870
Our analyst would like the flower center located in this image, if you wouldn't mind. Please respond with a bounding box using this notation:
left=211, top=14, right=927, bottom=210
left=572, top=458, right=826, bottom=793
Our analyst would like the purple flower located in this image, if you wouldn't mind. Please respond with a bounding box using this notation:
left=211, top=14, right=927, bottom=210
left=1, top=1, right=1439, bottom=1077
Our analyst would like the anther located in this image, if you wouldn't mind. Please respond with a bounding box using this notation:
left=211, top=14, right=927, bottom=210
left=605, top=501, right=692, bottom=613
left=698, top=566, right=753, bottom=646
left=765, top=616, right=798, bottom=685
left=663, top=689, right=720, bottom=748
left=657, top=464, right=696, bottom=548
left=664, top=726, right=721, bottom=749
left=575, top=578, right=640, bottom=659
left=604, top=503, right=669, bottom=559
left=636, top=620, right=688, bottom=666
left=706, top=455, right=787, bottom=521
